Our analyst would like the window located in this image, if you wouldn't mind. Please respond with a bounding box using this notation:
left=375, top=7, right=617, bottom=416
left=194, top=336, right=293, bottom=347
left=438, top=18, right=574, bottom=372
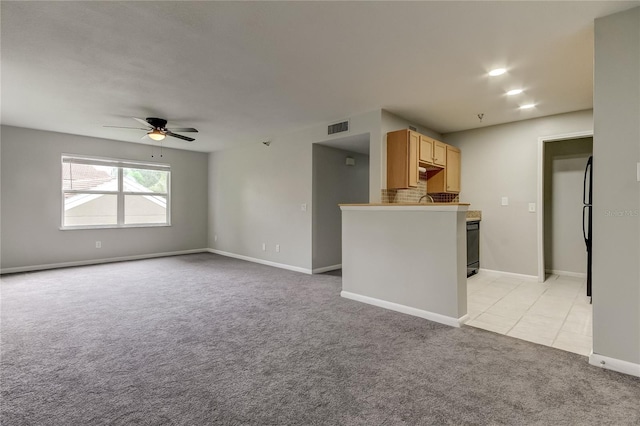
left=61, top=155, right=170, bottom=229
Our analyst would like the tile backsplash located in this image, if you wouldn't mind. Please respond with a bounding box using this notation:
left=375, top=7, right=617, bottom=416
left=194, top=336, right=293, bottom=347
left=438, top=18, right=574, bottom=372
left=381, top=175, right=460, bottom=203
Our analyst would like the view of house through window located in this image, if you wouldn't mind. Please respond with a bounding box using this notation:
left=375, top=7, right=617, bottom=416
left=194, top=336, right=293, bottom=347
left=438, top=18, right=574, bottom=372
left=62, top=156, right=170, bottom=228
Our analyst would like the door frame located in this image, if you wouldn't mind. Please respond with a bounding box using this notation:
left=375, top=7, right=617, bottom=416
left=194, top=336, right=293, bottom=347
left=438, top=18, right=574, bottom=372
left=536, top=130, right=593, bottom=282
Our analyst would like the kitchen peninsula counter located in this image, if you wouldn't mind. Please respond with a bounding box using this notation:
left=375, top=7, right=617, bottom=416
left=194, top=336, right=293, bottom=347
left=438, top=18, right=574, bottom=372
left=340, top=203, right=469, bottom=327
left=341, top=203, right=470, bottom=207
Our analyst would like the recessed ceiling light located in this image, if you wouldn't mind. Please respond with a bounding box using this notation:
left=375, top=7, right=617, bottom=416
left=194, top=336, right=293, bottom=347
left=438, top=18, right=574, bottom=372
left=519, top=104, right=536, bottom=109
left=489, top=68, right=506, bottom=76
left=507, top=89, right=523, bottom=96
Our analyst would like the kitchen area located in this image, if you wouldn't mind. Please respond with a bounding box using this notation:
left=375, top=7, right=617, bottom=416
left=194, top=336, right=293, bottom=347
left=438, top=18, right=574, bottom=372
left=340, top=128, right=480, bottom=327
left=340, top=126, right=593, bottom=356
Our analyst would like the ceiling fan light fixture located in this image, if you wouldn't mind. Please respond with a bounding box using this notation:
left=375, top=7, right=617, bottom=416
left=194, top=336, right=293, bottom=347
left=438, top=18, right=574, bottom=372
left=148, top=129, right=166, bottom=141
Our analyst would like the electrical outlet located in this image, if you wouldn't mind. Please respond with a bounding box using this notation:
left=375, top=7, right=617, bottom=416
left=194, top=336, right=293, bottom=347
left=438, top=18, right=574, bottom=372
left=501, top=196, right=509, bottom=206
left=301, top=203, right=307, bottom=212
left=262, top=243, right=266, bottom=251
left=276, top=244, right=280, bottom=252
left=95, top=241, right=102, bottom=249
left=528, top=203, right=536, bottom=212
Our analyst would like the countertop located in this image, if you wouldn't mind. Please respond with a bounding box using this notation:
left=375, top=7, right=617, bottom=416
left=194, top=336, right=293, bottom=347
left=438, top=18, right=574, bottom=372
left=339, top=203, right=470, bottom=212
left=466, top=210, right=482, bottom=221
left=339, top=203, right=470, bottom=206
left=338, top=204, right=481, bottom=221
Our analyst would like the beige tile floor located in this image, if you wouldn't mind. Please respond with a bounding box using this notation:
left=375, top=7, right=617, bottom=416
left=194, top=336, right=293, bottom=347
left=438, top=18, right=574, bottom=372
left=466, top=271, right=592, bottom=356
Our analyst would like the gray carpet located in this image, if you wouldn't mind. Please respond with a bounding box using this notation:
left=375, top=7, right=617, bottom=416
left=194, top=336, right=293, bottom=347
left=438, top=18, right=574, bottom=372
left=1, top=253, right=638, bottom=425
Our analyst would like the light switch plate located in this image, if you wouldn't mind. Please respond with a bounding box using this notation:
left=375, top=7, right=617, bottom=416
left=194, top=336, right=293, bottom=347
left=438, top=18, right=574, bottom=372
left=301, top=203, right=307, bottom=212
left=501, top=196, right=509, bottom=206
left=528, top=203, right=536, bottom=212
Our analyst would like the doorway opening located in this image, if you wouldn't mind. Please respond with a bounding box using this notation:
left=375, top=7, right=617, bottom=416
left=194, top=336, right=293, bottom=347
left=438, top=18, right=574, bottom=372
left=311, top=133, right=370, bottom=274
left=543, top=137, right=593, bottom=280
left=537, top=131, right=593, bottom=282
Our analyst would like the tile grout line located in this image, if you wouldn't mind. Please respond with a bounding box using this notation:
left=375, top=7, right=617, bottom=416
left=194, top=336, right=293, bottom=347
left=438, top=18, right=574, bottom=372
left=503, top=281, right=550, bottom=336
left=473, top=278, right=539, bottom=334
left=550, top=292, right=578, bottom=346
left=466, top=276, right=513, bottom=329
left=550, top=286, right=590, bottom=347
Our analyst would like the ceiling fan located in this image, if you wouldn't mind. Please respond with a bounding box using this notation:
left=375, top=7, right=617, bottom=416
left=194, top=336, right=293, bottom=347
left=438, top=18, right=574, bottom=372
left=105, top=117, right=198, bottom=142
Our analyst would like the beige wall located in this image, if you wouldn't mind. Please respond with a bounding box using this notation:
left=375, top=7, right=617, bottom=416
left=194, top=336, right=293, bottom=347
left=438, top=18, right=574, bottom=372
left=0, top=126, right=209, bottom=270
left=341, top=207, right=467, bottom=323
left=592, top=6, right=640, bottom=366
left=208, top=110, right=381, bottom=271
left=443, top=110, right=593, bottom=276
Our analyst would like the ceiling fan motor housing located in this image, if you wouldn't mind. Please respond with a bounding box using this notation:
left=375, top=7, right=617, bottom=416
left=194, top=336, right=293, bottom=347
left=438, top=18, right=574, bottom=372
left=147, top=117, right=167, bottom=129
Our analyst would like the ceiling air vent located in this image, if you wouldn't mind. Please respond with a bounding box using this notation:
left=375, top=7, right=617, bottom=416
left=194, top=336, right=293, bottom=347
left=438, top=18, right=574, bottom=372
left=409, top=125, right=417, bottom=132
left=328, top=120, right=349, bottom=135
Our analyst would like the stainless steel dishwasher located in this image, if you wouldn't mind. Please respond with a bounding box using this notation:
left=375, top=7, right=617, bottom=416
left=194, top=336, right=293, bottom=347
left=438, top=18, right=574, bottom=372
left=467, top=220, right=480, bottom=277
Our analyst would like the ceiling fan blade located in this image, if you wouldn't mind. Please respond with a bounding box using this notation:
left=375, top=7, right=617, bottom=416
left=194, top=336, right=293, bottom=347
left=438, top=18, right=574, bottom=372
left=103, top=125, right=149, bottom=130
left=133, top=117, right=153, bottom=128
left=166, top=131, right=195, bottom=142
left=166, top=127, right=198, bottom=133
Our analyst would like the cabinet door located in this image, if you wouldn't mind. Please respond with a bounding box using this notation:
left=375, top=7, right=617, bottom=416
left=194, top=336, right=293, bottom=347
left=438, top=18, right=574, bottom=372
left=445, top=146, right=461, bottom=193
left=386, top=129, right=419, bottom=189
left=419, top=136, right=434, bottom=164
left=433, top=140, right=446, bottom=167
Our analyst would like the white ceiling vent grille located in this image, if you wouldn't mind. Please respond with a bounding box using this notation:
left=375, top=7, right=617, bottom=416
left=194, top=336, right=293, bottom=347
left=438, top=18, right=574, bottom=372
left=328, top=120, right=349, bottom=135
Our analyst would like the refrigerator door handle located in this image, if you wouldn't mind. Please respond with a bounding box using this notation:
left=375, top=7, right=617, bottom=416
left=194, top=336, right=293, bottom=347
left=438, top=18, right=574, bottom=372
left=583, top=157, right=592, bottom=205
left=583, top=205, right=589, bottom=246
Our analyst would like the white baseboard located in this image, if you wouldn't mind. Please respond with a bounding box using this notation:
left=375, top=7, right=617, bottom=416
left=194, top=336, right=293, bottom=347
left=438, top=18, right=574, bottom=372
left=312, top=264, right=342, bottom=274
left=0, top=248, right=209, bottom=275
left=545, top=269, right=587, bottom=279
left=341, top=290, right=467, bottom=328
left=589, top=351, right=640, bottom=378
left=208, top=249, right=312, bottom=274
left=479, top=268, right=538, bottom=281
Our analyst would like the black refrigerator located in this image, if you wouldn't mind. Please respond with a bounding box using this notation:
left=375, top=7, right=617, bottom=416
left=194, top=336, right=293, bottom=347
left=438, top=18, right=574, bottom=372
left=583, top=156, right=593, bottom=298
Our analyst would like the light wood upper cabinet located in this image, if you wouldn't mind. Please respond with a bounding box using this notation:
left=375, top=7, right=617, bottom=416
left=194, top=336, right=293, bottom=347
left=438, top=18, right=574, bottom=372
left=387, top=129, right=419, bottom=189
left=419, top=135, right=435, bottom=165
left=433, top=140, right=446, bottom=167
left=419, top=135, right=446, bottom=168
left=445, top=145, right=461, bottom=193
left=387, top=128, right=461, bottom=193
left=427, top=145, right=461, bottom=194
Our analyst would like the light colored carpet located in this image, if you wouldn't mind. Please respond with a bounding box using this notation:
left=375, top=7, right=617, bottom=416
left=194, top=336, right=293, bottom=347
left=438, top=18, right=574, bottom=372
left=1, top=253, right=639, bottom=425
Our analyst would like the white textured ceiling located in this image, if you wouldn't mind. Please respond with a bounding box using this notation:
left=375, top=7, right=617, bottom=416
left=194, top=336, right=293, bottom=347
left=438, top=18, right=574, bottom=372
left=2, top=1, right=638, bottom=152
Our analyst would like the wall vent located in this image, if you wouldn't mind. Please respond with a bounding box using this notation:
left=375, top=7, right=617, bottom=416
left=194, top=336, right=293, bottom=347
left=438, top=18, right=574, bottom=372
left=328, top=120, right=349, bottom=135
left=409, top=125, right=418, bottom=132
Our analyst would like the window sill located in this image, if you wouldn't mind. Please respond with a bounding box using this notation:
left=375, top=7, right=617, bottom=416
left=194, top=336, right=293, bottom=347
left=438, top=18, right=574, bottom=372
left=59, top=223, right=171, bottom=231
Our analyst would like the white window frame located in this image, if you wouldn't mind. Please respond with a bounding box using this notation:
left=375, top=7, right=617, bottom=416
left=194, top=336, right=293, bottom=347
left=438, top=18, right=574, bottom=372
left=61, top=154, right=171, bottom=230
